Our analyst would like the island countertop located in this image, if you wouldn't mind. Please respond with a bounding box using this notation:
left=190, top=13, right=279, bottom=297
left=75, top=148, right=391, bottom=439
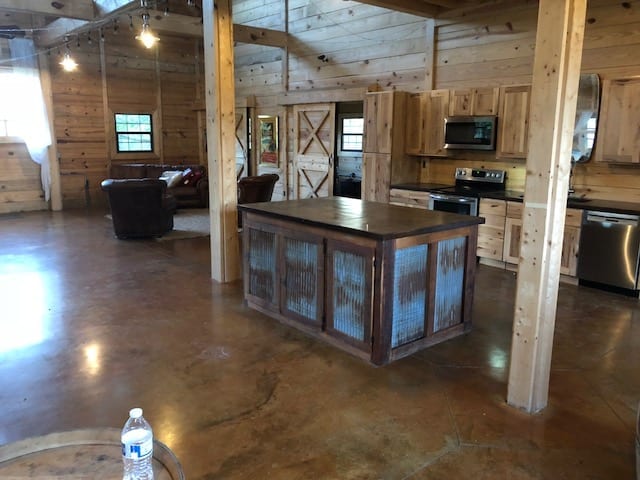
left=239, top=196, right=485, bottom=240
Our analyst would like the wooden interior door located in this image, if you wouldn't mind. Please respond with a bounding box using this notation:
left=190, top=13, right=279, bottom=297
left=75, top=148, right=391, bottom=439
left=235, top=109, right=249, bottom=180
left=293, top=103, right=335, bottom=199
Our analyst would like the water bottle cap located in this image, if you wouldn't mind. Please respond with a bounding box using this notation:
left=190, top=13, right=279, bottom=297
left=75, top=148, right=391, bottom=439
left=129, top=407, right=143, bottom=418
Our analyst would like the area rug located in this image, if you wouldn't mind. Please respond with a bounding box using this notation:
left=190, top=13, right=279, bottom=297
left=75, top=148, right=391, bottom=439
left=105, top=208, right=210, bottom=241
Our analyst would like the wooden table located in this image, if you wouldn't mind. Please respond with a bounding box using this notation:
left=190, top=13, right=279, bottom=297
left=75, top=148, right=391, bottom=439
left=239, top=197, right=485, bottom=366
left=0, top=428, right=184, bottom=479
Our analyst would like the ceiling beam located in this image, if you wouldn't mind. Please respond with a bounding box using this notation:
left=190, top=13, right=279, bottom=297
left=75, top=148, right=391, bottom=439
left=234, top=24, right=287, bottom=48
left=354, top=0, right=443, bottom=18
left=0, top=0, right=95, bottom=20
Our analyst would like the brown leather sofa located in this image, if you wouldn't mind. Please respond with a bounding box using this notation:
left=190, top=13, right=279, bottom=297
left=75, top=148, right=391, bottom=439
left=110, top=163, right=208, bottom=208
left=101, top=178, right=176, bottom=239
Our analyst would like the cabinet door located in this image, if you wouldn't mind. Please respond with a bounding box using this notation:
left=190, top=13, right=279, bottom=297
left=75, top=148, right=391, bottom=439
left=497, top=85, right=531, bottom=159
left=325, top=239, right=375, bottom=353
left=596, top=78, right=640, bottom=164
left=449, top=89, right=473, bottom=116
left=280, top=230, right=325, bottom=328
left=560, top=225, right=580, bottom=276
left=405, top=93, right=427, bottom=155
left=364, top=92, right=394, bottom=154
left=425, top=89, right=450, bottom=156
left=473, top=87, right=500, bottom=115
left=362, top=153, right=391, bottom=202
left=244, top=223, right=280, bottom=312
left=503, top=217, right=522, bottom=264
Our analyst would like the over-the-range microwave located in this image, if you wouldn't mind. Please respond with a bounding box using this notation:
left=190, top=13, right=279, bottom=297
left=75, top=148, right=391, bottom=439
left=444, top=115, right=497, bottom=151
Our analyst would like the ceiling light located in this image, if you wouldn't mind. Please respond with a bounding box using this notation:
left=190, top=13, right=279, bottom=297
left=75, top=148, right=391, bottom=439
left=60, top=52, right=77, bottom=72
left=136, top=12, right=159, bottom=48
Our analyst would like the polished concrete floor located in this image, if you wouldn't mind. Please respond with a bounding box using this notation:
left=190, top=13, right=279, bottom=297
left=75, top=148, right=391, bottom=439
left=0, top=208, right=638, bottom=479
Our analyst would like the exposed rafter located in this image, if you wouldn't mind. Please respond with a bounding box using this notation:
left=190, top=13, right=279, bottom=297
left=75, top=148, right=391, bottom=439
left=353, top=0, right=443, bottom=18
left=0, top=0, right=95, bottom=20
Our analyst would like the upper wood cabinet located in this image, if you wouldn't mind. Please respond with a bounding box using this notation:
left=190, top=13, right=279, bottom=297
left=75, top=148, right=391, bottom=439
left=497, top=85, right=531, bottom=159
left=363, top=91, right=418, bottom=203
left=596, top=78, right=640, bottom=164
left=449, top=87, right=499, bottom=116
left=404, top=89, right=449, bottom=156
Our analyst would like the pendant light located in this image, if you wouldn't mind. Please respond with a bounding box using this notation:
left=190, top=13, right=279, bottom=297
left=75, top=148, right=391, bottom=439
left=136, top=1, right=159, bottom=49
left=59, top=37, right=77, bottom=72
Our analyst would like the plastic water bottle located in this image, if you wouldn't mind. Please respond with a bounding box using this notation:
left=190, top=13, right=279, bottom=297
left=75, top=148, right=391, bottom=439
left=121, top=407, right=154, bottom=480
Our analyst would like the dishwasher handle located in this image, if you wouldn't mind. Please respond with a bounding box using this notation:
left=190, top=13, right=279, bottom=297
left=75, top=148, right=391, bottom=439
left=585, top=211, right=640, bottom=227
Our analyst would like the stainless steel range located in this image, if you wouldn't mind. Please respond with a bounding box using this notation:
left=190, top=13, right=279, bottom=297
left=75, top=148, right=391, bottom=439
left=428, top=167, right=506, bottom=216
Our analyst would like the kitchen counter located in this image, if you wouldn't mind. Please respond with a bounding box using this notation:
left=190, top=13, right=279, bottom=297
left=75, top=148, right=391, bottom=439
left=391, top=183, right=640, bottom=216
left=239, top=197, right=484, bottom=365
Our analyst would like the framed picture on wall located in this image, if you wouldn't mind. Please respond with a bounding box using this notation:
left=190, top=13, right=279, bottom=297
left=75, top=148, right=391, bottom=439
left=259, top=115, right=278, bottom=165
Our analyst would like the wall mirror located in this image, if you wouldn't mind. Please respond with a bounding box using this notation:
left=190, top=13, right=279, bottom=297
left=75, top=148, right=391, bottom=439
left=258, top=115, right=278, bottom=166
left=572, top=73, right=600, bottom=164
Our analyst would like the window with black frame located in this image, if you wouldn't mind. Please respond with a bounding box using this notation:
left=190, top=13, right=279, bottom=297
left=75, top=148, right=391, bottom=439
left=114, top=113, right=153, bottom=152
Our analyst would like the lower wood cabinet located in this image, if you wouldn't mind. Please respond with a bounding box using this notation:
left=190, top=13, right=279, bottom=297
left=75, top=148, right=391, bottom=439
left=501, top=201, right=582, bottom=276
left=477, top=199, right=506, bottom=261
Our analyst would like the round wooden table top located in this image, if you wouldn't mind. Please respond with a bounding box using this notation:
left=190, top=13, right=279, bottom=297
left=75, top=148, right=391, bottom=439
left=0, top=428, right=184, bottom=479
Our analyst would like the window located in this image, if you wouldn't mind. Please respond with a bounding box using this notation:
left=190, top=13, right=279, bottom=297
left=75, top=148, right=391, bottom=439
left=115, top=113, right=153, bottom=152
left=0, top=66, right=24, bottom=137
left=340, top=116, right=364, bottom=152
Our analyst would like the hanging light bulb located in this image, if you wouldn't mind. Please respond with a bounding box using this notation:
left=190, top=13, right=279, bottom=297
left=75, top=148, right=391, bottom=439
left=136, top=12, right=159, bottom=48
left=59, top=41, right=77, bottom=72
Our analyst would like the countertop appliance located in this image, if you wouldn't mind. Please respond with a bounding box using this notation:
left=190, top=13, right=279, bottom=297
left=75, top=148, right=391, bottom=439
left=577, top=210, right=640, bottom=293
left=428, top=167, right=506, bottom=216
left=444, top=116, right=497, bottom=151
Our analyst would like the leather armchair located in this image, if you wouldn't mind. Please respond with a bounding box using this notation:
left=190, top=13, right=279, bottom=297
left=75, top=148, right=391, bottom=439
left=101, top=179, right=177, bottom=239
left=237, top=174, right=279, bottom=227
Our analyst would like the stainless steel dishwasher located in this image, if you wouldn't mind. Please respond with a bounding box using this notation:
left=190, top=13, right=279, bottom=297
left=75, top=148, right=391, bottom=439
left=577, top=210, right=640, bottom=291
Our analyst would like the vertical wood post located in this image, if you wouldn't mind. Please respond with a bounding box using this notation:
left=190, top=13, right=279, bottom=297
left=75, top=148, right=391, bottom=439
left=38, top=54, right=62, bottom=211
left=203, top=0, right=241, bottom=282
left=424, top=18, right=435, bottom=91
left=507, top=0, right=587, bottom=413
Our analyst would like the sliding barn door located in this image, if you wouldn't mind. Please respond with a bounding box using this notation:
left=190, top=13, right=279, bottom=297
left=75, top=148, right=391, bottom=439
left=293, top=103, right=335, bottom=199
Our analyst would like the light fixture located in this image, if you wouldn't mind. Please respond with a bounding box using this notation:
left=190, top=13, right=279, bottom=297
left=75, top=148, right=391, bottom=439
left=136, top=11, right=159, bottom=48
left=59, top=38, right=77, bottom=72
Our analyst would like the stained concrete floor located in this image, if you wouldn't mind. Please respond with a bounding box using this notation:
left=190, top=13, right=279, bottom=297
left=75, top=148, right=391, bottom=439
left=0, top=208, right=638, bottom=479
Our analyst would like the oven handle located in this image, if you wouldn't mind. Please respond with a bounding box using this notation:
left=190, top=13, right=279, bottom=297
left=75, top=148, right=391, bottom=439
left=430, top=194, right=476, bottom=203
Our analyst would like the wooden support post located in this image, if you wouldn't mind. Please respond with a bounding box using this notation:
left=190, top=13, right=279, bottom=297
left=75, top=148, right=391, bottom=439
left=507, top=0, right=587, bottom=413
left=203, top=0, right=241, bottom=282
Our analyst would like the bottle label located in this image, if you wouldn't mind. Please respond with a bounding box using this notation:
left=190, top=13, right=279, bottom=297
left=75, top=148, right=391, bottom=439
left=121, top=438, right=153, bottom=459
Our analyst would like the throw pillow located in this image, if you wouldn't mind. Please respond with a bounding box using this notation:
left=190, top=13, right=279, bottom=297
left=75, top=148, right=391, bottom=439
left=182, top=168, right=204, bottom=186
left=160, top=170, right=184, bottom=188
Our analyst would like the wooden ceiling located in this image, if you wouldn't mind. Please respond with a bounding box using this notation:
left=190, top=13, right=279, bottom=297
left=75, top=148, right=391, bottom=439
left=0, top=0, right=506, bottom=47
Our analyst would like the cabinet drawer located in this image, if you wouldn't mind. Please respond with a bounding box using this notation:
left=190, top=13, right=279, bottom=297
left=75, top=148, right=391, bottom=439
left=389, top=189, right=430, bottom=208
left=565, top=208, right=583, bottom=227
left=506, top=201, right=523, bottom=218
left=479, top=199, right=506, bottom=216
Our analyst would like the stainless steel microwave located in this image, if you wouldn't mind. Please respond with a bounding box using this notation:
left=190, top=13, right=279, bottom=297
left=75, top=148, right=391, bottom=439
left=444, top=116, right=497, bottom=150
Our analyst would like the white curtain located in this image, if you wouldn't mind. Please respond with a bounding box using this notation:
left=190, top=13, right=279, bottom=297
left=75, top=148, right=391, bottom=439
left=8, top=38, right=52, bottom=201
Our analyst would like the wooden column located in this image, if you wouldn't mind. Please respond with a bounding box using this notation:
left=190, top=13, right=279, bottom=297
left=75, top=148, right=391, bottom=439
left=424, top=18, right=435, bottom=91
left=203, top=0, right=241, bottom=282
left=507, top=0, right=587, bottom=413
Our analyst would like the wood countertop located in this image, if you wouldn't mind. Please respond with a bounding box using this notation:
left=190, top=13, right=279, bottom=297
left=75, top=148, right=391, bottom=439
left=238, top=197, right=484, bottom=240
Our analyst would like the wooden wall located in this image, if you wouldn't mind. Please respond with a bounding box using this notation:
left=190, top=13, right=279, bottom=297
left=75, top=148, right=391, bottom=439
left=51, top=28, right=203, bottom=208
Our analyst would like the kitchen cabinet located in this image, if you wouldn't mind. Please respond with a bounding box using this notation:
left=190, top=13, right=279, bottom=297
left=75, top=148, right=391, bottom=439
left=596, top=78, right=640, bottom=164
left=497, top=85, right=531, bottom=159
left=502, top=201, right=582, bottom=276
left=363, top=91, right=418, bottom=202
left=389, top=188, right=431, bottom=209
left=478, top=199, right=506, bottom=261
left=404, top=90, right=450, bottom=157
left=449, top=87, right=499, bottom=116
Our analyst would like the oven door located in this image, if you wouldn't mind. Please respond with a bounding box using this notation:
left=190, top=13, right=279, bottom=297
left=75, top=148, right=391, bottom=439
left=429, top=193, right=478, bottom=216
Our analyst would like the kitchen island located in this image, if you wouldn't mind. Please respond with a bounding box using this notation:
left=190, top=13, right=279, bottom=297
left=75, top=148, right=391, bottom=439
left=239, top=197, right=485, bottom=366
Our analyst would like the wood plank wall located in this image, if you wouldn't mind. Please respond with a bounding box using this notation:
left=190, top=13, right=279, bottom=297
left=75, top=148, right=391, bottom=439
left=51, top=28, right=203, bottom=208
left=0, top=141, right=47, bottom=214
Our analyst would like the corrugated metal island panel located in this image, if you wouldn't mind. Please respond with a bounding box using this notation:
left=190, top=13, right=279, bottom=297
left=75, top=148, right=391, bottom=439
left=247, top=228, right=277, bottom=304
left=434, top=237, right=466, bottom=332
left=283, top=237, right=319, bottom=324
left=332, top=250, right=367, bottom=342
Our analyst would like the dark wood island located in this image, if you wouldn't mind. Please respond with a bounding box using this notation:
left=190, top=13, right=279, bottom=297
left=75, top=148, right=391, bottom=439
left=239, top=197, right=485, bottom=366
